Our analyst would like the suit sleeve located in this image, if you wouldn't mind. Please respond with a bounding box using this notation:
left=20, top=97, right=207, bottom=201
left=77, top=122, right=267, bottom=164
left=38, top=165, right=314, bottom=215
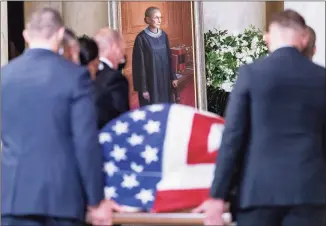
left=210, top=66, right=250, bottom=200
left=71, top=70, right=104, bottom=206
left=132, top=36, right=147, bottom=92
left=165, top=34, right=177, bottom=81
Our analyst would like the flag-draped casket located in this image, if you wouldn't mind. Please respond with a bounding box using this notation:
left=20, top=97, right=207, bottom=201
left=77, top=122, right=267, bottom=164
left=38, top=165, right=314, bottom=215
left=99, top=104, right=225, bottom=212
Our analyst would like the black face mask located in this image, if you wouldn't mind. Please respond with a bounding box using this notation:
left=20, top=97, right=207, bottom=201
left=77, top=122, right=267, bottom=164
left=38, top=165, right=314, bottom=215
left=118, top=56, right=127, bottom=71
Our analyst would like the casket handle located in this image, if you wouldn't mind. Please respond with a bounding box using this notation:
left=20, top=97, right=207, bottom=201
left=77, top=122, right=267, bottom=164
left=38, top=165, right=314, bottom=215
left=113, top=212, right=204, bottom=225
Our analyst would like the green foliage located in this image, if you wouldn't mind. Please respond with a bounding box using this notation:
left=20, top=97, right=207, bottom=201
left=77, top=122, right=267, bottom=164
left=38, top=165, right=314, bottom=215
left=204, top=25, right=269, bottom=91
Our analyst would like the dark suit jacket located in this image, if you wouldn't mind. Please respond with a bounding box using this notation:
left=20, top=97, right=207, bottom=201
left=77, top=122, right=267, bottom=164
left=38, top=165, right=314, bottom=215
left=1, top=48, right=104, bottom=220
left=94, top=61, right=130, bottom=129
left=210, top=47, right=326, bottom=209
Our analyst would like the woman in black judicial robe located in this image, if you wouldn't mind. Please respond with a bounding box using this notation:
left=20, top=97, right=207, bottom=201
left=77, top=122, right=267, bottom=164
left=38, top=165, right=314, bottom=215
left=132, top=6, right=178, bottom=107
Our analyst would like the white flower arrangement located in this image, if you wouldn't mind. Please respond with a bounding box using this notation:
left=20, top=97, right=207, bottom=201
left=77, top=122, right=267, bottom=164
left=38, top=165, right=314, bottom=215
left=205, top=25, right=269, bottom=92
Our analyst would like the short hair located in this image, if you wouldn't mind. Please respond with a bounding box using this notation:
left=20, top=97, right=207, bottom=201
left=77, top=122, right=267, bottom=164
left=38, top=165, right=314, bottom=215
left=93, top=27, right=124, bottom=56
left=302, top=26, right=316, bottom=57
left=269, top=9, right=306, bottom=31
left=25, top=7, right=63, bottom=39
left=144, top=6, right=160, bottom=24
left=78, top=35, right=99, bottom=66
left=63, top=28, right=77, bottom=45
left=145, top=6, right=160, bottom=18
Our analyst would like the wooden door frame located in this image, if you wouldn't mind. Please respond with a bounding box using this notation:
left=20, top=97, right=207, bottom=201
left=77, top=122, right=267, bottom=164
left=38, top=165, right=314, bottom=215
left=0, top=1, right=208, bottom=110
left=109, top=1, right=207, bottom=111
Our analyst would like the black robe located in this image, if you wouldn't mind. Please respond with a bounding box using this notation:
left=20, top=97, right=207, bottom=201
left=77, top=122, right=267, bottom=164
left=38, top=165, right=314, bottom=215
left=132, top=29, right=176, bottom=106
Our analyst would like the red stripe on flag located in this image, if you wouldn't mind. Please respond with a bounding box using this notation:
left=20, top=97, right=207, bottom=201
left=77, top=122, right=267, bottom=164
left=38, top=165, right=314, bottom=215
left=152, top=189, right=210, bottom=212
left=187, top=113, right=224, bottom=164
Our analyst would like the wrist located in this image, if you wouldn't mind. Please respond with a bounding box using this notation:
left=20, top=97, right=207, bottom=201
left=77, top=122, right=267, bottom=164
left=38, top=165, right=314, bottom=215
left=209, top=197, right=225, bottom=211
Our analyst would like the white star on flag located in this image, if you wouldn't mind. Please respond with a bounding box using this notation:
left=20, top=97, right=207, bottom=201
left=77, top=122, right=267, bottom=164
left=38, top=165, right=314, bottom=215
left=208, top=123, right=224, bottom=153
left=127, top=133, right=144, bottom=146
left=112, top=121, right=129, bottom=135
left=141, top=145, right=159, bottom=164
left=130, top=162, right=144, bottom=173
left=121, top=173, right=140, bottom=189
left=129, top=110, right=146, bottom=122
left=98, top=132, right=112, bottom=144
left=104, top=186, right=118, bottom=199
left=148, top=104, right=164, bottom=112
left=135, top=188, right=154, bottom=204
left=104, top=161, right=119, bottom=176
left=143, top=120, right=160, bottom=134
left=110, top=145, right=127, bottom=162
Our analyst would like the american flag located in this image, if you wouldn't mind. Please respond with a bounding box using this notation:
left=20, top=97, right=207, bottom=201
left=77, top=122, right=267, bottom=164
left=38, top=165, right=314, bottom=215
left=99, top=104, right=225, bottom=212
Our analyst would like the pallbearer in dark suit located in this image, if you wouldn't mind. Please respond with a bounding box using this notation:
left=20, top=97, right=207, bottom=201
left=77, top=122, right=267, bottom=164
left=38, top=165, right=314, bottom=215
left=194, top=10, right=326, bottom=226
left=1, top=8, right=111, bottom=226
left=132, top=7, right=178, bottom=106
left=93, top=28, right=130, bottom=129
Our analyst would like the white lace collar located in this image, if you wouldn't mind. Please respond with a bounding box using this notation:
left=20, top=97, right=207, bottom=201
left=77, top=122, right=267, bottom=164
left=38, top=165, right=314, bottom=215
left=144, top=27, right=162, bottom=38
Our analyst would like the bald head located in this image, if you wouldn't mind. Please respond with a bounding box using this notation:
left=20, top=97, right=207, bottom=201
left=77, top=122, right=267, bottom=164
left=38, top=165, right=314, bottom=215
left=25, top=7, right=63, bottom=39
left=93, top=27, right=124, bottom=56
left=93, top=27, right=125, bottom=69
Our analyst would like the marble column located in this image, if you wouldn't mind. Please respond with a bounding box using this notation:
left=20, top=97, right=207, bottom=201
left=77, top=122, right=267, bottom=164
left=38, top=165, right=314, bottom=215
left=203, top=2, right=266, bottom=33
left=1, top=1, right=8, bottom=66
left=63, top=2, right=109, bottom=37
left=284, top=1, right=325, bottom=67
left=24, top=2, right=109, bottom=37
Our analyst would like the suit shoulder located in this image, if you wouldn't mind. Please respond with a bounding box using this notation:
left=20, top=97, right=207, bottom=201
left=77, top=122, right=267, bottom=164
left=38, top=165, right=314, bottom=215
left=57, top=56, right=85, bottom=72
left=312, top=63, right=326, bottom=74
left=1, top=54, right=25, bottom=72
left=240, top=55, right=271, bottom=76
left=249, top=54, right=269, bottom=67
left=56, top=56, right=89, bottom=79
left=237, top=63, right=254, bottom=76
left=1, top=55, right=28, bottom=82
left=97, top=68, right=128, bottom=85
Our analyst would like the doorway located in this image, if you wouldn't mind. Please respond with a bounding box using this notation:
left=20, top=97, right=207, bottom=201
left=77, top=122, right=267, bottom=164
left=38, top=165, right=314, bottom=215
left=7, top=1, right=25, bottom=60
left=120, top=1, right=195, bottom=109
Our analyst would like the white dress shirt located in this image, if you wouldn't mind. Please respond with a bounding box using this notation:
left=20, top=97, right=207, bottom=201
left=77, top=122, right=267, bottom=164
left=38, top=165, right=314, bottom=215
left=99, top=57, right=114, bottom=69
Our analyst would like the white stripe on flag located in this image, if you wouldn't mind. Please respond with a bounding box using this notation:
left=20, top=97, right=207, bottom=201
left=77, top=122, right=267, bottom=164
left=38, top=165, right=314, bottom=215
left=157, top=105, right=215, bottom=190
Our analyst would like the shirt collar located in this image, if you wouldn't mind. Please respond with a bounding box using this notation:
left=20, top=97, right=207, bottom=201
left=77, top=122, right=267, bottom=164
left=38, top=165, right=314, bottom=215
left=29, top=43, right=53, bottom=51
left=100, top=57, right=114, bottom=69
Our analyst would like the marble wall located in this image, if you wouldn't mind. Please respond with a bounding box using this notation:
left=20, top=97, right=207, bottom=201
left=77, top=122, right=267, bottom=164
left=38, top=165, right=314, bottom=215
left=24, top=2, right=109, bottom=37
left=284, top=1, right=325, bottom=66
left=203, top=2, right=266, bottom=33
left=24, top=1, right=63, bottom=18
left=63, top=2, right=109, bottom=37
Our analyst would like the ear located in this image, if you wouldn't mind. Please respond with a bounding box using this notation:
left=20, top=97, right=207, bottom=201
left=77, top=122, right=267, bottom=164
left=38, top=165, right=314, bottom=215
left=57, top=27, right=65, bottom=42
left=22, top=30, right=30, bottom=44
left=301, top=32, right=310, bottom=50
left=144, top=17, right=149, bottom=24
left=312, top=45, right=316, bottom=56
